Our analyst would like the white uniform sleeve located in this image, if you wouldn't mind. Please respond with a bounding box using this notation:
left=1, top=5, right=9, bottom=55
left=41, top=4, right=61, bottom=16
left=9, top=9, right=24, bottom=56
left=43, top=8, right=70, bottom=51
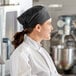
left=19, top=54, right=38, bottom=76
left=10, top=52, right=37, bottom=76
left=10, top=54, right=19, bottom=76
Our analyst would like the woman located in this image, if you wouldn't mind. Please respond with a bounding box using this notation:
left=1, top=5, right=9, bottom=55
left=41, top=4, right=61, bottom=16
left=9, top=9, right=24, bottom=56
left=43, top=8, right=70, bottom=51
left=10, top=5, right=61, bottom=76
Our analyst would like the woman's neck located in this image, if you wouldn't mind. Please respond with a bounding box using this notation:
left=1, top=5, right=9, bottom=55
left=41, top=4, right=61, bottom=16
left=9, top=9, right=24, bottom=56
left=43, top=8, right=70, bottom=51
left=27, top=33, right=41, bottom=44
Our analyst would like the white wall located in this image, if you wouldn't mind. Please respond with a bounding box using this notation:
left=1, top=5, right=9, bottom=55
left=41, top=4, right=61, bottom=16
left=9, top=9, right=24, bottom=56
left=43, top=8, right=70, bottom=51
left=19, top=0, right=33, bottom=14
left=9, top=0, right=33, bottom=14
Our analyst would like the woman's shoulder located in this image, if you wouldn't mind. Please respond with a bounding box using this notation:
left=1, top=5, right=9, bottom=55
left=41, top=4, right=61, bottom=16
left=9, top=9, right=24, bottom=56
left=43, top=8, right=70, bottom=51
left=10, top=42, right=30, bottom=63
left=11, top=41, right=31, bottom=57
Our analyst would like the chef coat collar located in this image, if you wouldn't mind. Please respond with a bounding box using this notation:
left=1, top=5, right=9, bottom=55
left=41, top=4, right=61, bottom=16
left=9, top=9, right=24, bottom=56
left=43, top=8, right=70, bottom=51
left=24, top=34, right=42, bottom=50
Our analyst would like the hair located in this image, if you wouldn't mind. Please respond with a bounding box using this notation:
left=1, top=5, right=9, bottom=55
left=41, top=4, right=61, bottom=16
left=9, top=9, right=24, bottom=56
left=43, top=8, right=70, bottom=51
left=12, top=28, right=34, bottom=49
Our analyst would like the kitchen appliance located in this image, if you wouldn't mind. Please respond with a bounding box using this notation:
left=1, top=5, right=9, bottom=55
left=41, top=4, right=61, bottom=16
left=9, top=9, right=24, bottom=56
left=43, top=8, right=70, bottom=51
left=51, top=15, right=76, bottom=74
left=0, top=0, right=19, bottom=5
left=0, top=5, right=20, bottom=76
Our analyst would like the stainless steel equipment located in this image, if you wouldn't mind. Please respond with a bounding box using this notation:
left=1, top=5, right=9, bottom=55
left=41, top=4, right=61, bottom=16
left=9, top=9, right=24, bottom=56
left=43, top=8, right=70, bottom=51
left=0, top=5, right=20, bottom=76
left=51, top=15, right=76, bottom=74
left=52, top=36, right=75, bottom=69
left=0, top=0, right=19, bottom=5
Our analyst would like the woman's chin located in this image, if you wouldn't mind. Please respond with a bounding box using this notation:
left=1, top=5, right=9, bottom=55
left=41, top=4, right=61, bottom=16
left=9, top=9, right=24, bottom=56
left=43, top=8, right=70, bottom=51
left=44, top=36, right=51, bottom=40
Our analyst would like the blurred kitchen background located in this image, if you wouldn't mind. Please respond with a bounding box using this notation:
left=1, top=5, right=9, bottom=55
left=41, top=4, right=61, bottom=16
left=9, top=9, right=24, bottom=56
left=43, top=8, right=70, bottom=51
left=0, top=0, right=76, bottom=76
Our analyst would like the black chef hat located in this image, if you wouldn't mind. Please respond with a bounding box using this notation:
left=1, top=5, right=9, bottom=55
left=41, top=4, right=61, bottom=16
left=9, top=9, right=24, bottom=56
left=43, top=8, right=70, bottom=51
left=17, top=5, right=51, bottom=29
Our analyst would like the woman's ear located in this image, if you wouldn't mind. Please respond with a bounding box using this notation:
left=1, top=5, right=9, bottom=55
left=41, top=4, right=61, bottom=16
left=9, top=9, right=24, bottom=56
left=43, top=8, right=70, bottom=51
left=35, top=24, right=41, bottom=32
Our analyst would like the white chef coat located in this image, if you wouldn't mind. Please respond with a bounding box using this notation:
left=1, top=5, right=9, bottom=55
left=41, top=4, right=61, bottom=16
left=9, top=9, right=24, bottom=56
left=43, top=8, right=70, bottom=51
left=10, top=34, right=61, bottom=76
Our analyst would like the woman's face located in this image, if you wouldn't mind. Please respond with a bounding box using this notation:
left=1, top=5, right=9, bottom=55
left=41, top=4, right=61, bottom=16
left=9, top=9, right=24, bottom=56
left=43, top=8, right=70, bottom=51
left=39, top=18, right=53, bottom=40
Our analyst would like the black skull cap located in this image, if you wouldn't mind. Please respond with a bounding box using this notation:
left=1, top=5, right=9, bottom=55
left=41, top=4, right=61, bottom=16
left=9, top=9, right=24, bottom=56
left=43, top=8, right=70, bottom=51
left=17, top=5, right=51, bottom=29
